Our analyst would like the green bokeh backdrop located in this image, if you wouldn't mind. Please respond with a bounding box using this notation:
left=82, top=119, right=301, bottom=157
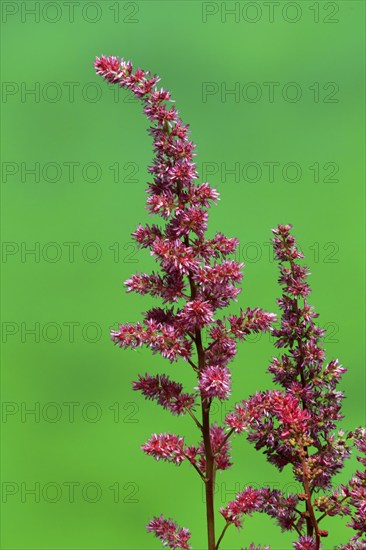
left=1, top=1, right=365, bottom=549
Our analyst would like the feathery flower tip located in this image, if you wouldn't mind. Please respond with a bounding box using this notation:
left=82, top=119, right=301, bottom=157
left=142, top=433, right=187, bottom=464
left=146, top=515, right=191, bottom=549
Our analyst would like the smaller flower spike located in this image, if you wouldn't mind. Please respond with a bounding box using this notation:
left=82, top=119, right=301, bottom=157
left=132, top=373, right=197, bottom=415
left=220, top=487, right=299, bottom=533
left=146, top=515, right=191, bottom=549
left=220, top=486, right=263, bottom=528
left=142, top=433, right=192, bottom=465
left=225, top=390, right=311, bottom=463
left=229, top=308, right=277, bottom=340
left=221, top=225, right=365, bottom=547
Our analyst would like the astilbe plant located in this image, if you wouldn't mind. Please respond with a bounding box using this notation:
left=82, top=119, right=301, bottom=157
left=222, top=224, right=366, bottom=548
left=94, top=56, right=365, bottom=549
left=94, top=54, right=275, bottom=549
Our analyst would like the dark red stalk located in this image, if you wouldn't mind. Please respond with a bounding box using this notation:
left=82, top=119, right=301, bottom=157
left=301, top=455, right=321, bottom=548
left=201, top=395, right=216, bottom=549
left=188, top=262, right=216, bottom=549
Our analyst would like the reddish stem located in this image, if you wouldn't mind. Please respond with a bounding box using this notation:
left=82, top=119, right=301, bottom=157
left=301, top=455, right=321, bottom=549
left=184, top=233, right=216, bottom=549
left=197, top=326, right=216, bottom=549
left=215, top=522, right=230, bottom=549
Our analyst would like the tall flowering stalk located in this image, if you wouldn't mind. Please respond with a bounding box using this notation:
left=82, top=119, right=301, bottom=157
left=222, top=224, right=366, bottom=548
left=94, top=57, right=364, bottom=549
left=94, top=55, right=275, bottom=549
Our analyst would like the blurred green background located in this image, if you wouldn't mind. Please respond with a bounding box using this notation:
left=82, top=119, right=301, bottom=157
left=1, top=1, right=365, bottom=548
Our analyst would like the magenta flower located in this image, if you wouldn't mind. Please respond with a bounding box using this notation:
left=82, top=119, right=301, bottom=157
left=133, top=373, right=197, bottom=415
left=220, top=487, right=299, bottom=533
left=220, top=486, right=263, bottom=527
left=142, top=433, right=189, bottom=465
left=147, top=515, right=191, bottom=549
left=225, top=389, right=310, bottom=456
left=178, top=298, right=214, bottom=331
left=111, top=318, right=192, bottom=362
left=229, top=308, right=277, bottom=340
left=199, top=365, right=231, bottom=400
